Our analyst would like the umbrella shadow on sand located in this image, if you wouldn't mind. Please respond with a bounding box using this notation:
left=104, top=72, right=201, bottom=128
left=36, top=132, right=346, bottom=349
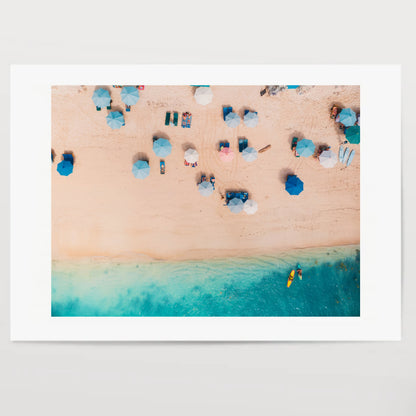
left=182, top=142, right=196, bottom=151
left=152, top=131, right=171, bottom=142
left=279, top=168, right=295, bottom=184
left=132, top=152, right=149, bottom=164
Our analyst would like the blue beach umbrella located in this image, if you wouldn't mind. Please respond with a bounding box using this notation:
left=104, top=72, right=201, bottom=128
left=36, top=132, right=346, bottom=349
left=121, top=86, right=139, bottom=106
left=285, top=175, right=304, bottom=195
left=228, top=198, right=244, bottom=213
left=287, top=85, right=300, bottom=89
left=57, top=160, right=73, bottom=176
left=225, top=112, right=240, bottom=128
left=339, top=108, right=357, bottom=127
left=198, top=181, right=214, bottom=197
left=106, top=111, right=125, bottom=129
left=132, top=160, right=150, bottom=179
left=345, top=125, right=360, bottom=144
left=153, top=138, right=172, bottom=157
left=296, top=139, right=315, bottom=157
left=92, top=88, right=111, bottom=108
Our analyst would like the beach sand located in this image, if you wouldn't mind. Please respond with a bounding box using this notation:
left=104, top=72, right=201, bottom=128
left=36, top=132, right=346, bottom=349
left=52, top=85, right=360, bottom=261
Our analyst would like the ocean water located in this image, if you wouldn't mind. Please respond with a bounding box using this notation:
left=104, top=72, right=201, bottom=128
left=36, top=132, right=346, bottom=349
left=52, top=245, right=360, bottom=317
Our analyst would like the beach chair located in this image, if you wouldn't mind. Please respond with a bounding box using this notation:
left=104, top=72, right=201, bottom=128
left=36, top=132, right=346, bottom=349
left=291, top=137, right=300, bottom=157
left=219, top=141, right=229, bottom=151
left=107, top=101, right=112, bottom=110
left=181, top=112, right=187, bottom=128
left=173, top=112, right=178, bottom=126
left=165, top=112, right=171, bottom=126
left=223, top=106, right=232, bottom=120
left=63, top=153, right=74, bottom=164
left=210, top=176, right=215, bottom=190
left=241, top=192, right=249, bottom=202
left=126, top=105, right=131, bottom=112
left=201, top=174, right=206, bottom=184
left=244, top=109, right=258, bottom=116
left=238, top=139, right=248, bottom=152
left=96, top=106, right=101, bottom=111
left=185, top=113, right=192, bottom=128
left=160, top=160, right=165, bottom=175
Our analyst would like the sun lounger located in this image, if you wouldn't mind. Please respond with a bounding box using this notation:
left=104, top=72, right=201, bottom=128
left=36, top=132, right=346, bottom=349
left=185, top=113, right=192, bottom=128
left=96, top=106, right=101, bottom=111
left=291, top=137, right=300, bottom=157
left=126, top=105, right=131, bottom=112
left=165, top=112, right=171, bottom=126
left=181, top=113, right=187, bottom=128
left=210, top=176, right=215, bottom=190
left=219, top=141, right=230, bottom=151
left=160, top=160, right=165, bottom=174
left=260, top=88, right=267, bottom=96
left=244, top=109, right=258, bottom=116
left=107, top=102, right=112, bottom=110
left=239, top=139, right=248, bottom=152
left=223, top=106, right=232, bottom=120
left=173, top=112, right=178, bottom=126
left=201, top=175, right=206, bottom=184
left=63, top=154, right=74, bottom=164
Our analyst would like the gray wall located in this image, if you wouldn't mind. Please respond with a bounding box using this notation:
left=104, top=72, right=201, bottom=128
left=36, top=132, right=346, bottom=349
left=1, top=1, right=414, bottom=414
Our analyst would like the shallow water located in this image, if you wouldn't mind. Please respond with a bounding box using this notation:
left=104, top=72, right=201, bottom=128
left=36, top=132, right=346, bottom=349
left=52, top=245, right=360, bottom=317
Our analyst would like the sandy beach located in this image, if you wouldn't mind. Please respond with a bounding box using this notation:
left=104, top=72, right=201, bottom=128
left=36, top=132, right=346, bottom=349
left=52, top=85, right=360, bottom=261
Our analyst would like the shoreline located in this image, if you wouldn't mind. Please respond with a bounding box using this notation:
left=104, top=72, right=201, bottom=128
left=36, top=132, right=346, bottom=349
left=52, top=243, right=360, bottom=266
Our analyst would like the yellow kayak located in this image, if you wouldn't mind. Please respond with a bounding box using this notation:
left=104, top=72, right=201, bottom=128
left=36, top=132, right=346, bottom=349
left=287, top=270, right=295, bottom=288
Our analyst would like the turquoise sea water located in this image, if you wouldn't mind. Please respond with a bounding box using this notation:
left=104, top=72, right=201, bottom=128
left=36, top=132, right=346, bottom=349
left=51, top=245, right=360, bottom=317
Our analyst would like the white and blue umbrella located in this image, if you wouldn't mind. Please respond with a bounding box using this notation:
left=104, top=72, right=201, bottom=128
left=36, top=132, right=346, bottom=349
left=296, top=139, right=315, bottom=157
left=244, top=199, right=258, bottom=215
left=153, top=138, right=172, bottom=157
left=319, top=150, right=338, bottom=168
left=132, top=160, right=150, bottom=179
left=243, top=111, right=259, bottom=127
left=106, top=111, right=125, bottom=129
left=242, top=147, right=258, bottom=162
left=194, top=87, right=213, bottom=105
left=339, top=108, right=357, bottom=127
left=92, top=88, right=111, bottom=108
left=121, top=86, right=139, bottom=105
left=225, top=112, right=240, bottom=128
left=228, top=198, right=244, bottom=213
left=184, top=148, right=199, bottom=163
left=198, top=181, right=214, bottom=197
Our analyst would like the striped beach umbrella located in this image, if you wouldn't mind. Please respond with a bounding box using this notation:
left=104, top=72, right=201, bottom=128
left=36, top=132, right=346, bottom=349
left=339, top=108, right=357, bottom=127
left=92, top=88, right=111, bottom=108
left=153, top=138, right=172, bottom=157
left=184, top=148, right=199, bottom=163
left=198, top=181, right=214, bottom=197
left=319, top=150, right=338, bottom=168
left=225, top=112, right=240, bottom=128
left=219, top=147, right=234, bottom=162
left=296, top=139, right=315, bottom=157
left=132, top=160, right=150, bottom=179
left=244, top=199, right=258, bottom=215
left=106, top=111, right=125, bottom=129
left=243, top=111, right=259, bottom=127
left=285, top=175, right=304, bottom=195
left=121, top=86, right=139, bottom=105
left=228, top=198, right=244, bottom=213
left=345, top=125, right=360, bottom=144
left=242, top=147, right=258, bottom=162
left=194, top=87, right=213, bottom=105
